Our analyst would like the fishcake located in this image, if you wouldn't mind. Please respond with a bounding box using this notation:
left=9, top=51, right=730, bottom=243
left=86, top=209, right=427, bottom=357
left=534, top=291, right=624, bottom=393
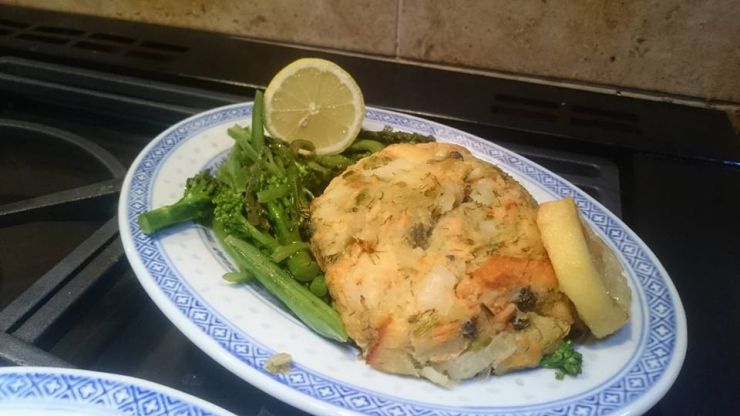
left=309, top=142, right=574, bottom=383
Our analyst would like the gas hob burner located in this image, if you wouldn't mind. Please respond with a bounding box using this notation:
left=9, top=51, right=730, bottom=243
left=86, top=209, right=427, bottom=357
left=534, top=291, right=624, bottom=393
left=0, top=119, right=124, bottom=360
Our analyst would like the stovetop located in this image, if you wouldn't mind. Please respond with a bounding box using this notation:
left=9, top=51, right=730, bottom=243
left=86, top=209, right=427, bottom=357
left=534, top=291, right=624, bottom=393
left=0, top=5, right=738, bottom=416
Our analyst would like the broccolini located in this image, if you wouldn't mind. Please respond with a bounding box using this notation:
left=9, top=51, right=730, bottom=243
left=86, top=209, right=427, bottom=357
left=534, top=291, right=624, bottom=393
left=137, top=170, right=220, bottom=234
left=138, top=91, right=442, bottom=342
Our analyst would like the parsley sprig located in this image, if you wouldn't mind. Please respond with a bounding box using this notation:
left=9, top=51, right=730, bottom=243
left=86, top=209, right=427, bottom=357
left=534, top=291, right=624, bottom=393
left=540, top=340, right=583, bottom=380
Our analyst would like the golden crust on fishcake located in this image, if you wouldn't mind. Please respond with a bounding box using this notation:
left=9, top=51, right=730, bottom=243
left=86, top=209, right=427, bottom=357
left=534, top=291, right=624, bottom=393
left=309, top=142, right=574, bottom=383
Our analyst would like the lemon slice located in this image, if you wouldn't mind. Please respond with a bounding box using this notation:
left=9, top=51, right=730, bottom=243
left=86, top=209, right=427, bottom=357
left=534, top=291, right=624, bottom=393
left=263, top=58, right=365, bottom=155
left=537, top=197, right=631, bottom=338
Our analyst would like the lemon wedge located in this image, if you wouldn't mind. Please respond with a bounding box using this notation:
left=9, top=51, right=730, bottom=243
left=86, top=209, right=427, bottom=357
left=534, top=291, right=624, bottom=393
left=263, top=58, right=365, bottom=155
left=537, top=197, right=631, bottom=338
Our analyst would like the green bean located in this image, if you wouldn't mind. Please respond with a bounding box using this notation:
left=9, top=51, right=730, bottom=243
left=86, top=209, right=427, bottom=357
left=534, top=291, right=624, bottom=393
left=251, top=90, right=265, bottom=152
left=305, top=160, right=330, bottom=174
left=266, top=202, right=320, bottom=281
left=271, top=242, right=310, bottom=263
left=223, top=271, right=252, bottom=283
left=224, top=236, right=347, bottom=342
left=315, top=154, right=353, bottom=169
left=309, top=275, right=328, bottom=297
left=348, top=139, right=385, bottom=153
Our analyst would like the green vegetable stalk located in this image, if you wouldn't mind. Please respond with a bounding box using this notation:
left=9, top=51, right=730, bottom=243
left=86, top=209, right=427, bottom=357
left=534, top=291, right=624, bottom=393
left=309, top=275, right=328, bottom=297
left=138, top=171, right=219, bottom=234
left=265, top=200, right=320, bottom=282
left=224, top=235, right=347, bottom=343
left=136, top=101, right=440, bottom=342
left=251, top=90, right=265, bottom=152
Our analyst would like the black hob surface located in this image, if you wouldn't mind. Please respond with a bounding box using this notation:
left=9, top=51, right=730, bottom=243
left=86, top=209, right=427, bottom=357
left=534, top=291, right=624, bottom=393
left=0, top=5, right=739, bottom=416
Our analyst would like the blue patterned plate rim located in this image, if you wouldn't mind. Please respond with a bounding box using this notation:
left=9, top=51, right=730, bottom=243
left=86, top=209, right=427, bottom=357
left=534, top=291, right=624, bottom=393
left=0, top=366, right=235, bottom=415
left=118, top=102, right=687, bottom=416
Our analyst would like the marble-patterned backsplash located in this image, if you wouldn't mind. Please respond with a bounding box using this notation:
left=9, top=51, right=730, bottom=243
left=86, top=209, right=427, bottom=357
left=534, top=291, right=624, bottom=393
left=2, top=0, right=738, bottom=106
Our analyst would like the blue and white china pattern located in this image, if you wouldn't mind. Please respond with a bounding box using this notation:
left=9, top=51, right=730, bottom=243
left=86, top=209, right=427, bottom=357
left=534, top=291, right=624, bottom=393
left=0, top=367, right=233, bottom=415
left=120, top=103, right=686, bottom=416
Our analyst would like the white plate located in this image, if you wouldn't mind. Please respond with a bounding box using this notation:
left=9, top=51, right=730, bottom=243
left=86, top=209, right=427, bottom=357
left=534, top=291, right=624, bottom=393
left=119, top=103, right=687, bottom=416
left=0, top=367, right=234, bottom=415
